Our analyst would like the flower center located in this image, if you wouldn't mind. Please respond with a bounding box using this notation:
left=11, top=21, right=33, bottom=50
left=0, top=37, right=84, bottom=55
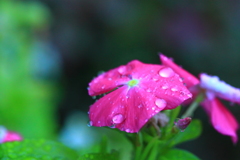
left=127, top=79, right=139, bottom=87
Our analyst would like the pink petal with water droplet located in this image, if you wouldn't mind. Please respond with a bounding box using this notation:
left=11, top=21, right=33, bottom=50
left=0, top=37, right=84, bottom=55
left=88, top=59, right=193, bottom=133
left=159, top=54, right=199, bottom=88
left=88, top=65, right=131, bottom=96
left=202, top=98, right=238, bottom=143
left=139, top=65, right=192, bottom=110
left=200, top=73, right=240, bottom=104
left=88, top=60, right=148, bottom=96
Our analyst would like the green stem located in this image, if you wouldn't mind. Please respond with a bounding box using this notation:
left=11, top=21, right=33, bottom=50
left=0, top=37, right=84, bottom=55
left=139, top=136, right=159, bottom=160
left=181, top=94, right=204, bottom=118
left=134, top=133, right=143, bottom=160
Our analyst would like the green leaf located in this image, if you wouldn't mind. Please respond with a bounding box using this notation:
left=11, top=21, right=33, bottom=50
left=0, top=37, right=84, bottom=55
left=163, top=106, right=181, bottom=135
left=159, top=148, right=200, bottom=160
left=170, top=119, right=202, bottom=146
left=79, top=151, right=119, bottom=160
left=0, top=139, right=78, bottom=159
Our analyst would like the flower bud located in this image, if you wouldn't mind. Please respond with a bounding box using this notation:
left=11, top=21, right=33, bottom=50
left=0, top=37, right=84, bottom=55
left=174, top=117, right=192, bottom=131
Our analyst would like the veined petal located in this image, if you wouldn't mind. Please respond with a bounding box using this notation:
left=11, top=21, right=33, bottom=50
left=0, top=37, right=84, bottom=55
left=89, top=85, right=169, bottom=133
left=88, top=64, right=132, bottom=96
left=139, top=66, right=192, bottom=110
left=159, top=54, right=200, bottom=88
left=202, top=98, right=238, bottom=143
left=200, top=73, right=240, bottom=104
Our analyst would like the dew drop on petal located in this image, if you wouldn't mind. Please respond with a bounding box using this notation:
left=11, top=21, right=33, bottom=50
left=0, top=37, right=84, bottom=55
left=155, top=99, right=167, bottom=109
left=187, top=93, right=192, bottom=98
left=159, top=67, right=175, bottom=78
left=112, top=114, right=124, bottom=124
left=118, top=66, right=126, bottom=74
left=138, top=104, right=143, bottom=108
left=109, top=124, right=116, bottom=128
left=126, top=129, right=130, bottom=132
left=179, top=78, right=184, bottom=82
left=146, top=88, right=151, bottom=92
left=87, top=121, right=93, bottom=127
left=162, top=85, right=168, bottom=89
left=171, top=88, right=178, bottom=92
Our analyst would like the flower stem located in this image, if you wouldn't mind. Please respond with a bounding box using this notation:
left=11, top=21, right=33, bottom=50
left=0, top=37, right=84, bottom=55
left=139, top=136, right=159, bottom=160
left=181, top=94, right=204, bottom=118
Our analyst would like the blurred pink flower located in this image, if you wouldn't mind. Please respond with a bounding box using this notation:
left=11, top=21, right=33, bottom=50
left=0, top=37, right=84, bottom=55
left=160, top=54, right=239, bottom=143
left=0, top=126, right=22, bottom=143
left=88, top=60, right=192, bottom=133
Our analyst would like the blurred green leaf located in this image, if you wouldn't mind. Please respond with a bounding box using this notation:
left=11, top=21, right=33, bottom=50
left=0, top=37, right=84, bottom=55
left=170, top=119, right=202, bottom=146
left=0, top=139, right=78, bottom=159
left=78, top=151, right=119, bottom=160
left=159, top=148, right=200, bottom=160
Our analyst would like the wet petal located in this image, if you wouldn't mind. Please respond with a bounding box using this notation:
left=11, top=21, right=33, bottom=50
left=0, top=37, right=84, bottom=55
left=159, top=54, right=200, bottom=88
left=139, top=65, right=192, bottom=110
left=200, top=73, right=240, bottom=104
left=202, top=98, right=238, bottom=143
left=88, top=65, right=132, bottom=96
left=88, top=60, right=149, bottom=96
left=89, top=85, right=168, bottom=133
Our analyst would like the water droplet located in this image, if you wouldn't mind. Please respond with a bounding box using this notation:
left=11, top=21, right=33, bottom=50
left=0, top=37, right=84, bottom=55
left=87, top=121, right=93, bottom=127
left=146, top=88, right=151, bottom=92
left=126, top=129, right=131, bottom=132
left=179, top=78, right=184, bottom=82
left=162, top=86, right=168, bottom=89
left=112, top=114, right=124, bottom=124
left=171, top=88, right=178, bottom=92
left=138, top=104, right=143, bottom=108
left=101, top=86, right=105, bottom=89
left=155, top=99, right=167, bottom=109
left=152, top=76, right=158, bottom=81
left=108, top=77, right=112, bottom=81
left=159, top=67, right=175, bottom=78
left=152, top=107, right=155, bottom=110
left=118, top=66, right=126, bottom=74
left=109, top=124, right=116, bottom=128
left=187, top=93, right=192, bottom=98
left=98, top=121, right=101, bottom=123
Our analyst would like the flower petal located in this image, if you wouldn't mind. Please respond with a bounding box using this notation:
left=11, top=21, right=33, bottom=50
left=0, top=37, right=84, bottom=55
left=159, top=54, right=200, bottom=88
left=140, top=67, right=192, bottom=110
left=202, top=98, right=238, bottom=143
left=88, top=60, right=150, bottom=96
left=200, top=73, right=240, bottom=104
left=88, top=65, right=132, bottom=96
left=89, top=85, right=169, bottom=133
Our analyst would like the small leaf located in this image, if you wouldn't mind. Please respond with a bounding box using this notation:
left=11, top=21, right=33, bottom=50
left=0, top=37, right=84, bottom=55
left=170, top=119, right=202, bottom=146
left=159, top=148, right=200, bottom=160
left=79, top=151, right=119, bottom=160
left=0, top=139, right=78, bottom=159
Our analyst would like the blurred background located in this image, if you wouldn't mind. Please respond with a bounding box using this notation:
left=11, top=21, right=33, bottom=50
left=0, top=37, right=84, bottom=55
left=1, top=0, right=240, bottom=159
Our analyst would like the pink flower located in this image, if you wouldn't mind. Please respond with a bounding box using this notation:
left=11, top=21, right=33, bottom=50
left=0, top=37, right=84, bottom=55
left=0, top=126, right=22, bottom=143
left=88, top=60, right=192, bottom=133
left=160, top=54, right=239, bottom=143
